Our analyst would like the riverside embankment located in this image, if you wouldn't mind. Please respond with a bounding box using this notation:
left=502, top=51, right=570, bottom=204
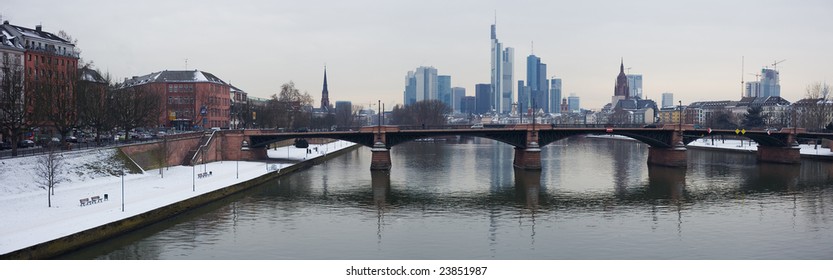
left=0, top=140, right=358, bottom=259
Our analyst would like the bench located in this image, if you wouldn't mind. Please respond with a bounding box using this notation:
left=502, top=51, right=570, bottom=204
left=91, top=196, right=103, bottom=204
left=80, top=198, right=89, bottom=207
left=197, top=172, right=213, bottom=179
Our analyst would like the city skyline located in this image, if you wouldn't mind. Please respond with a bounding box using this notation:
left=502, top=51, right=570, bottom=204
left=3, top=0, right=831, bottom=109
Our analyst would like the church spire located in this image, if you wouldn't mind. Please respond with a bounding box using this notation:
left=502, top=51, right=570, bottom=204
left=615, top=58, right=630, bottom=99
left=321, top=66, right=330, bottom=110
left=620, top=58, right=624, bottom=74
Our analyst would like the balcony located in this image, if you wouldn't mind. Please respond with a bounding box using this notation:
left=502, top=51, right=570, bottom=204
left=24, top=45, right=79, bottom=58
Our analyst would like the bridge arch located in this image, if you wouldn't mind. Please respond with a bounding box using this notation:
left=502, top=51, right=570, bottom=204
left=247, top=132, right=376, bottom=149
left=682, top=129, right=793, bottom=147
left=384, top=129, right=528, bottom=148
left=537, top=129, right=679, bottom=149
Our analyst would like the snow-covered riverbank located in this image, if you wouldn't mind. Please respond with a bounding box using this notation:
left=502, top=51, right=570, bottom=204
left=0, top=140, right=357, bottom=256
left=587, top=135, right=833, bottom=158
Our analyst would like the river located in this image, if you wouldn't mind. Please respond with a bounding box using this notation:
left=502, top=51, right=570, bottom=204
left=60, top=137, right=833, bottom=259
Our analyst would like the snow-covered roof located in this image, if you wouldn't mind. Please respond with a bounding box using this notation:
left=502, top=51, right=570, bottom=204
left=79, top=67, right=107, bottom=84
left=121, top=70, right=228, bottom=88
left=6, top=23, right=71, bottom=45
left=0, top=29, right=24, bottom=51
left=1, top=21, right=77, bottom=57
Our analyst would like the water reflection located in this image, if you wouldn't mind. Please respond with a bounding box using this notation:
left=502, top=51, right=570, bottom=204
left=514, top=170, right=542, bottom=210
left=646, top=165, right=686, bottom=201
left=60, top=138, right=833, bottom=259
left=748, top=163, right=801, bottom=193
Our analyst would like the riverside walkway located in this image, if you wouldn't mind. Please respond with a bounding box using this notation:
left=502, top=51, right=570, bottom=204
left=0, top=140, right=356, bottom=258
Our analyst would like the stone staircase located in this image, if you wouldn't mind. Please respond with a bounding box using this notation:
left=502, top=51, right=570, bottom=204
left=184, top=130, right=215, bottom=166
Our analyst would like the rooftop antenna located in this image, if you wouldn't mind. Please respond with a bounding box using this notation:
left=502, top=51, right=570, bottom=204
left=741, top=56, right=744, bottom=98
left=185, top=58, right=188, bottom=70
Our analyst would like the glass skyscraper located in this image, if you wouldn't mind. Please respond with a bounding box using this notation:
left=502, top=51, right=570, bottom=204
left=437, top=75, right=452, bottom=109
left=491, top=23, right=514, bottom=113
left=627, top=74, right=643, bottom=99
left=526, top=54, right=549, bottom=113
left=550, top=78, right=562, bottom=113
left=760, top=69, right=780, bottom=97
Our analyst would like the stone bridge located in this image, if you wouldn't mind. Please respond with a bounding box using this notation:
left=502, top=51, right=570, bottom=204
left=212, top=124, right=833, bottom=170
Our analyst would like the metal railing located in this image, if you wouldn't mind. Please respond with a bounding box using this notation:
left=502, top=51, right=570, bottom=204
left=189, top=130, right=216, bottom=165
left=0, top=131, right=205, bottom=160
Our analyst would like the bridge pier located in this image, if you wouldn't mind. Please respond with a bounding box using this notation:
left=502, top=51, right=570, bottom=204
left=647, top=146, right=687, bottom=167
left=513, top=142, right=542, bottom=170
left=757, top=145, right=800, bottom=164
left=370, top=142, right=392, bottom=170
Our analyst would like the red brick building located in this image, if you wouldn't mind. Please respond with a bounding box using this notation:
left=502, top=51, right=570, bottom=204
left=1, top=21, right=79, bottom=91
left=121, top=70, right=231, bottom=130
left=1, top=21, right=79, bottom=139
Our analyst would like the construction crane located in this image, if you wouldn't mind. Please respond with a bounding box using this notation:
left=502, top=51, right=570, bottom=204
left=771, top=59, right=786, bottom=71
left=748, top=72, right=761, bottom=81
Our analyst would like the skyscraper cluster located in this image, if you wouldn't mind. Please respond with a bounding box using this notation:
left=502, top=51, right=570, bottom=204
left=401, top=19, right=571, bottom=116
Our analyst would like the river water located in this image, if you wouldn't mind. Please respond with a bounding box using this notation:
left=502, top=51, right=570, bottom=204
left=62, top=137, right=833, bottom=259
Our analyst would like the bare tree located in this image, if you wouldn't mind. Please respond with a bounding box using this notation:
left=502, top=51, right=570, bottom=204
left=76, top=68, right=113, bottom=144
left=389, top=100, right=450, bottom=126
left=110, top=85, right=163, bottom=140
left=267, top=81, right=314, bottom=129
left=36, top=148, right=65, bottom=207
left=0, top=58, right=27, bottom=156
left=28, top=58, right=77, bottom=143
left=798, top=82, right=832, bottom=131
left=705, top=109, right=737, bottom=129
left=57, top=30, right=85, bottom=66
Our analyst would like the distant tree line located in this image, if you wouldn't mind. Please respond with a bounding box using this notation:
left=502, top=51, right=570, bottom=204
left=389, top=100, right=450, bottom=126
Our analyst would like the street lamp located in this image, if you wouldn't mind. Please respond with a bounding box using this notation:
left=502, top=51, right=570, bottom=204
left=377, top=100, right=381, bottom=133
left=121, top=169, right=125, bottom=212
left=678, top=100, right=684, bottom=147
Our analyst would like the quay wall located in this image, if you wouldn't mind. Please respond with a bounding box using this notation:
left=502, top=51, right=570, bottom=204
left=1, top=144, right=360, bottom=260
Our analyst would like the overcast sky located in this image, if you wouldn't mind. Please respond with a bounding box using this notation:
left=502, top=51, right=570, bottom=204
left=3, top=0, right=832, bottom=109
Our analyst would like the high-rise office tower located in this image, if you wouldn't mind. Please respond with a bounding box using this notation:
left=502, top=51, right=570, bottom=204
left=760, top=68, right=780, bottom=97
left=461, top=96, right=477, bottom=115
left=526, top=54, right=549, bottom=113
left=627, top=74, right=643, bottom=99
left=550, top=78, right=562, bottom=113
left=475, top=83, right=492, bottom=114
left=517, top=80, right=529, bottom=114
left=437, top=75, right=452, bottom=108
left=404, top=71, right=416, bottom=105
left=414, top=66, right=438, bottom=102
left=491, top=23, right=514, bottom=113
left=452, top=87, right=465, bottom=113
left=745, top=81, right=762, bottom=97
left=568, top=93, right=580, bottom=112
left=661, top=92, right=674, bottom=108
